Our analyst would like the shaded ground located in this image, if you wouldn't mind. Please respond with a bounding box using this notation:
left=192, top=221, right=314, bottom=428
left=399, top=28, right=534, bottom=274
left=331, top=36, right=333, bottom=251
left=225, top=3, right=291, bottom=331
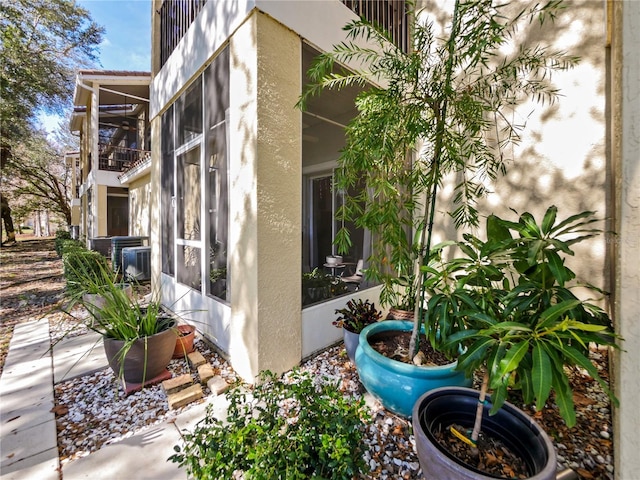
left=0, top=236, right=66, bottom=375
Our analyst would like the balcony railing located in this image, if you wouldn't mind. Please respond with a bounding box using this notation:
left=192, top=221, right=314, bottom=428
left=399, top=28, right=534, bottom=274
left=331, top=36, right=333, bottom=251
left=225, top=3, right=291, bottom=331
left=98, top=144, right=150, bottom=172
left=341, top=0, right=409, bottom=52
left=159, top=0, right=208, bottom=68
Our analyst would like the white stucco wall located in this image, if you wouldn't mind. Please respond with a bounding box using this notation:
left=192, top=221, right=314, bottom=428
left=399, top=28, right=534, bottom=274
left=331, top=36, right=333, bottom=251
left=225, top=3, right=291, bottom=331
left=227, top=11, right=302, bottom=381
left=416, top=1, right=610, bottom=300
left=612, top=2, right=640, bottom=478
left=127, top=175, right=151, bottom=238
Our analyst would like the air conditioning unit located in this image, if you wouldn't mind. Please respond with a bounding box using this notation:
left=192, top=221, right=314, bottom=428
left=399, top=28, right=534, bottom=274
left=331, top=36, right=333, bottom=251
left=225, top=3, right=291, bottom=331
left=122, top=246, right=151, bottom=282
left=111, top=236, right=149, bottom=272
left=89, top=237, right=112, bottom=257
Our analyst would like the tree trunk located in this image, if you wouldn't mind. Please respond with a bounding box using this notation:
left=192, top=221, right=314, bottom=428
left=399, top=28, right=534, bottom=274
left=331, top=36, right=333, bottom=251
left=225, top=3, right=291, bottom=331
left=34, top=211, right=42, bottom=237
left=44, top=210, right=50, bottom=236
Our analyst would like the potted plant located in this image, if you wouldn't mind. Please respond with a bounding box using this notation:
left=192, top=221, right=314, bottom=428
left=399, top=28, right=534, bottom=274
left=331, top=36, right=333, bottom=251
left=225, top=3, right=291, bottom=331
left=66, top=260, right=177, bottom=386
left=333, top=298, right=382, bottom=362
left=384, top=274, right=416, bottom=320
left=172, top=324, right=196, bottom=359
left=412, top=206, right=620, bottom=479
left=298, top=0, right=577, bottom=415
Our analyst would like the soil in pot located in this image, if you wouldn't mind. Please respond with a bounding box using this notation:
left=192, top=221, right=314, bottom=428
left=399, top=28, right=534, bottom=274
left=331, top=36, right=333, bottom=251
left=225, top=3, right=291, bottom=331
left=368, top=330, right=450, bottom=366
left=432, top=423, right=529, bottom=478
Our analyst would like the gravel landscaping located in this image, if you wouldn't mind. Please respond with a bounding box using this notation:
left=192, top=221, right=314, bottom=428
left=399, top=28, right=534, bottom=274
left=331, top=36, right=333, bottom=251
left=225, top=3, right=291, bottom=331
left=1, top=239, right=615, bottom=479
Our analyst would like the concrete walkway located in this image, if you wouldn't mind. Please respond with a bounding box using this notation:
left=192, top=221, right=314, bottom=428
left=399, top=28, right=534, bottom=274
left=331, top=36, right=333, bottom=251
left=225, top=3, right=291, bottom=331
left=0, top=319, right=226, bottom=480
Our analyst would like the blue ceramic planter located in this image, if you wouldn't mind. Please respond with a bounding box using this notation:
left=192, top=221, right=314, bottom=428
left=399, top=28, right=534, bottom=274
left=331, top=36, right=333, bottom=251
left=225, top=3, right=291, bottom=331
left=343, top=328, right=360, bottom=363
left=355, top=320, right=472, bottom=418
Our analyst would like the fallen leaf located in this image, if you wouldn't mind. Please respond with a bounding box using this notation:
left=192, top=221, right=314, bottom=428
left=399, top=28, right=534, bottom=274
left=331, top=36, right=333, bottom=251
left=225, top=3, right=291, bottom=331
left=485, top=452, right=499, bottom=467
left=576, top=468, right=594, bottom=479
left=50, top=405, right=69, bottom=416
left=573, top=392, right=597, bottom=406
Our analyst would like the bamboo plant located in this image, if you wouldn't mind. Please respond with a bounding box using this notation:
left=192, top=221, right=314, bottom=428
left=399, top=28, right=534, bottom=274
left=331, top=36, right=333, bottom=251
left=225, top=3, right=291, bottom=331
left=298, top=0, right=578, bottom=356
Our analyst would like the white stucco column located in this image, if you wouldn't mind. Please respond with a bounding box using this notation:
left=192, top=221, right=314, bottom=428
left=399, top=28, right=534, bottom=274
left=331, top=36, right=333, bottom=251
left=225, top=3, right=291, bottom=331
left=612, top=2, right=640, bottom=479
left=228, top=10, right=302, bottom=381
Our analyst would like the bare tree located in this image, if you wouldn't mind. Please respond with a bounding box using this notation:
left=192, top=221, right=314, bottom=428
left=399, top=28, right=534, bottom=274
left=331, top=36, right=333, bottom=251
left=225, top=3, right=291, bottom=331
left=2, top=130, right=74, bottom=228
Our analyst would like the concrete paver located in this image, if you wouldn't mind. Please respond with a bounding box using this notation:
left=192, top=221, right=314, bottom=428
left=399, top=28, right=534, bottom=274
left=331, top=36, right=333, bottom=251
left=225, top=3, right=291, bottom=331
left=61, top=423, right=187, bottom=480
left=0, top=320, right=58, bottom=480
left=52, top=331, right=106, bottom=383
left=1, top=319, right=219, bottom=480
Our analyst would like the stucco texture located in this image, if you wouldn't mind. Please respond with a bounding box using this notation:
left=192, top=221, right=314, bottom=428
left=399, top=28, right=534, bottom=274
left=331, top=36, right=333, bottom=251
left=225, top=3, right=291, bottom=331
left=228, top=11, right=302, bottom=381
left=421, top=0, right=611, bottom=300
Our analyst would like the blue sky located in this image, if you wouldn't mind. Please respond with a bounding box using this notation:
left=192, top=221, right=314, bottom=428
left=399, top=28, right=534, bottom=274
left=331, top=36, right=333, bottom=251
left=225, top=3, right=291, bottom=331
left=39, top=0, right=151, bottom=133
left=80, top=0, right=151, bottom=71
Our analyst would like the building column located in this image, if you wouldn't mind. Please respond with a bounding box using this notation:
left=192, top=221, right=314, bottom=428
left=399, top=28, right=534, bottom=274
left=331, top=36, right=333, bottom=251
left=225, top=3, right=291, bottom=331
left=612, top=1, right=640, bottom=479
left=228, top=11, right=302, bottom=381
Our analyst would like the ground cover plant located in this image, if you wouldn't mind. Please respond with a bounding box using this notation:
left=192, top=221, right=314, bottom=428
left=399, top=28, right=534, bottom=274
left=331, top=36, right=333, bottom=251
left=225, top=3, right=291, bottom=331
left=170, top=369, right=370, bottom=480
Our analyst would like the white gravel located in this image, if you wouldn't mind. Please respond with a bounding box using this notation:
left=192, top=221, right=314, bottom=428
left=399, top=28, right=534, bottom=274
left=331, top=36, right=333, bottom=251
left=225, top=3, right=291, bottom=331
left=51, top=317, right=613, bottom=479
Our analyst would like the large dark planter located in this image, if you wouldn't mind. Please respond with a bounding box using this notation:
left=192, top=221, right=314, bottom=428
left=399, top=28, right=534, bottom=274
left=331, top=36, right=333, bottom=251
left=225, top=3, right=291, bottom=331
left=355, top=320, right=471, bottom=417
left=412, top=387, right=557, bottom=480
left=103, top=321, right=177, bottom=383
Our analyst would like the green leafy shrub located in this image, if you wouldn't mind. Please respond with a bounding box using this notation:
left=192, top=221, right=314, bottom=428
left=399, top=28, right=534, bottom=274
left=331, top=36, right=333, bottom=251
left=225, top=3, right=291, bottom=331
left=170, top=369, right=370, bottom=479
left=54, top=230, right=72, bottom=257
left=63, top=249, right=110, bottom=295
left=58, top=238, right=84, bottom=258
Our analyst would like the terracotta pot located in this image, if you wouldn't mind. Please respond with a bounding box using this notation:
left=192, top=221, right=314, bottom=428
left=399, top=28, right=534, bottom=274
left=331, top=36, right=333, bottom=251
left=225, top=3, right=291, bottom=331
left=172, top=324, right=196, bottom=358
left=103, top=321, right=177, bottom=383
left=386, top=307, right=414, bottom=320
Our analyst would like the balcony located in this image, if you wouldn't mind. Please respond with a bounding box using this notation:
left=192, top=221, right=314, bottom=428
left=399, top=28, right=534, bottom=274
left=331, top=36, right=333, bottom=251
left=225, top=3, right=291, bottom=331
left=159, top=0, right=208, bottom=68
left=341, top=0, right=409, bottom=52
left=98, top=144, right=151, bottom=172
left=158, top=1, right=409, bottom=69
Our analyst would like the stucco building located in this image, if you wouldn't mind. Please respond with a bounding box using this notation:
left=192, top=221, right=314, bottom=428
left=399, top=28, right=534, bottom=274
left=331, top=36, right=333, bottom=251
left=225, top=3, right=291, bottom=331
left=142, top=1, right=637, bottom=477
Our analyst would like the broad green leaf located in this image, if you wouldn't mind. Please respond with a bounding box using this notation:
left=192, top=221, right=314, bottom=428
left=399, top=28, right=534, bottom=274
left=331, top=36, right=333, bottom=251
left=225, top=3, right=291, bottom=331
left=551, top=210, right=598, bottom=236
left=489, top=380, right=509, bottom=416
left=488, top=342, right=508, bottom=389
left=485, top=322, right=533, bottom=333
left=531, top=343, right=552, bottom=410
left=550, top=364, right=576, bottom=427
left=565, top=321, right=610, bottom=333
left=499, top=341, right=529, bottom=375
left=545, top=250, right=569, bottom=286
left=562, top=345, right=619, bottom=406
left=527, top=239, right=544, bottom=265
left=518, top=355, right=534, bottom=404
left=487, top=214, right=512, bottom=243
left=457, top=337, right=496, bottom=373
left=541, top=205, right=557, bottom=235
left=520, top=212, right=541, bottom=238
left=536, top=299, right=581, bottom=330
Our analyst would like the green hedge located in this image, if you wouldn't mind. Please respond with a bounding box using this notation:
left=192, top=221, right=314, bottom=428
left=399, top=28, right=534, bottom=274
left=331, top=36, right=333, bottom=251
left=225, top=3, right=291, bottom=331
left=55, top=230, right=71, bottom=257
left=63, top=249, right=111, bottom=296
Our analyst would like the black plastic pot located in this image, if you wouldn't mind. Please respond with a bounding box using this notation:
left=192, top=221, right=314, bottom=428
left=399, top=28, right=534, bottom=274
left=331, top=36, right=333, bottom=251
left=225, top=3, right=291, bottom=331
left=412, top=387, right=557, bottom=480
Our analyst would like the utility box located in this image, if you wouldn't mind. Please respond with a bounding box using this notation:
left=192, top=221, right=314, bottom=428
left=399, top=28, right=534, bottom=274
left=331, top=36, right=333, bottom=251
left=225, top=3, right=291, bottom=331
left=111, top=236, right=148, bottom=273
left=122, top=246, right=151, bottom=282
left=89, top=237, right=112, bottom=256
